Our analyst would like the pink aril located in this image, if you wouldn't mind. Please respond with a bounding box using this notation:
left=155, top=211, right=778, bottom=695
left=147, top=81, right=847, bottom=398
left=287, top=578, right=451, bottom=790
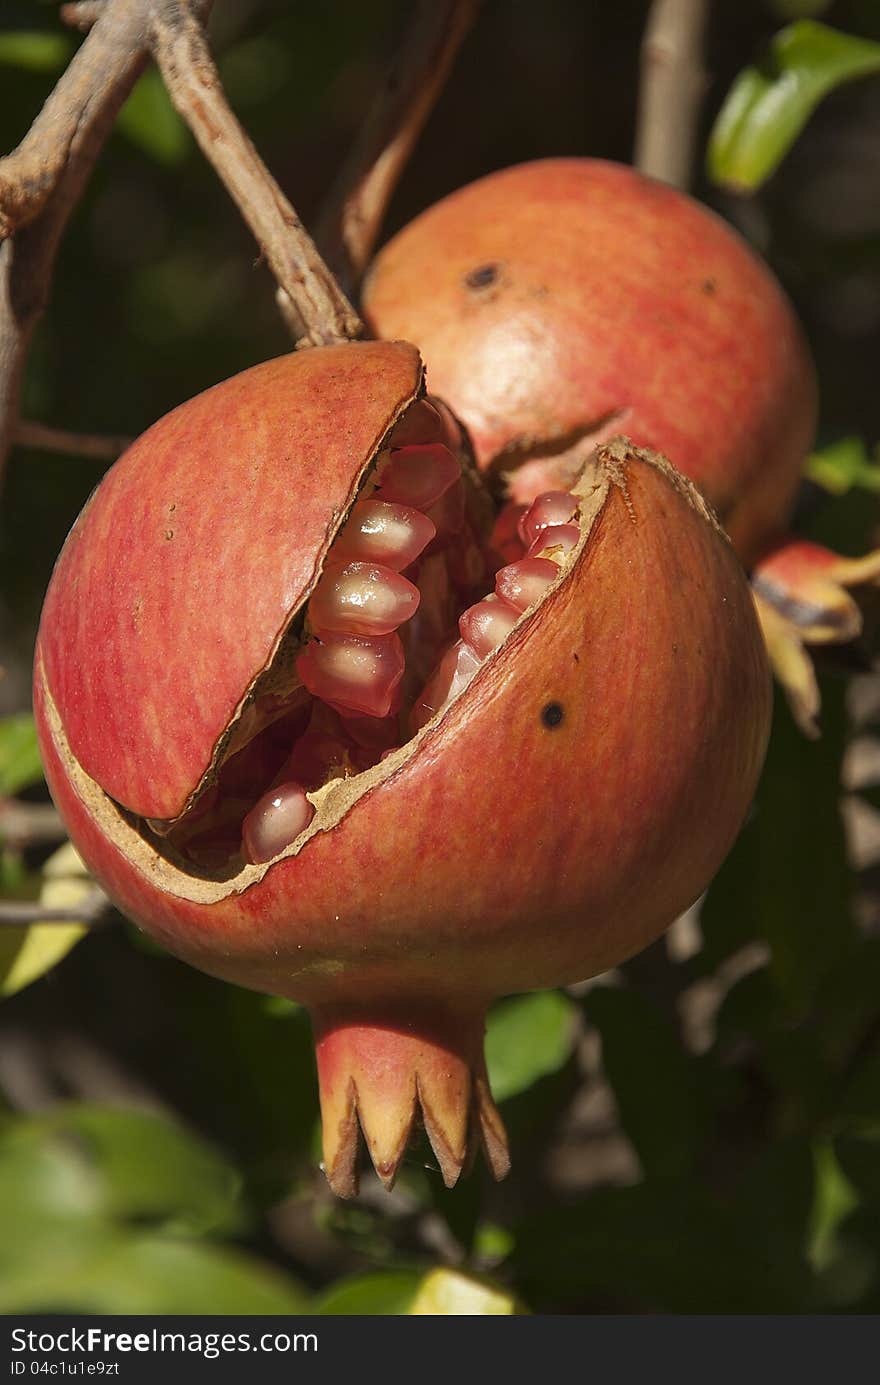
left=308, top=560, right=420, bottom=637
left=376, top=444, right=460, bottom=509
left=424, top=477, right=466, bottom=540
left=495, top=557, right=558, bottom=612
left=296, top=631, right=405, bottom=718
left=459, top=595, right=520, bottom=659
left=386, top=398, right=446, bottom=448
left=333, top=500, right=436, bottom=570
left=527, top=523, right=580, bottom=562
left=432, top=397, right=463, bottom=453
left=410, top=639, right=481, bottom=732
left=242, top=782, right=315, bottom=864
left=518, top=491, right=578, bottom=548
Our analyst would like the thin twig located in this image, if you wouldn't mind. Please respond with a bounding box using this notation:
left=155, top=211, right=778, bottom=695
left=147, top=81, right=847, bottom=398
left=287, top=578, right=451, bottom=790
left=0, top=799, right=67, bottom=849
left=316, top=0, right=481, bottom=292
left=0, top=891, right=110, bottom=927
left=0, top=0, right=176, bottom=489
left=148, top=0, right=360, bottom=348
left=13, top=419, right=131, bottom=461
left=60, top=2, right=108, bottom=32
left=634, top=0, right=709, bottom=191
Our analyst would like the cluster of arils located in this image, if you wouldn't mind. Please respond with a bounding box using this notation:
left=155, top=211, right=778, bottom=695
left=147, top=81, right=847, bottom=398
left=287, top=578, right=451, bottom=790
left=155, top=394, right=585, bottom=873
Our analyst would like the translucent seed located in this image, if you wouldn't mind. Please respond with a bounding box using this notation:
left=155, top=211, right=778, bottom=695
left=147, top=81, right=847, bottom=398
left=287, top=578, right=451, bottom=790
left=242, top=782, right=315, bottom=864
left=518, top=491, right=578, bottom=548
left=376, top=444, right=460, bottom=510
left=490, top=502, right=528, bottom=566
left=459, top=595, right=520, bottom=659
left=387, top=398, right=446, bottom=448
left=296, top=632, right=405, bottom=718
left=526, top=523, right=580, bottom=563
left=281, top=730, right=350, bottom=791
left=334, top=500, right=436, bottom=570
left=410, top=640, right=481, bottom=733
left=309, top=561, right=420, bottom=637
left=423, top=476, right=466, bottom=539
left=431, top=396, right=463, bottom=453
left=495, top=557, right=558, bottom=613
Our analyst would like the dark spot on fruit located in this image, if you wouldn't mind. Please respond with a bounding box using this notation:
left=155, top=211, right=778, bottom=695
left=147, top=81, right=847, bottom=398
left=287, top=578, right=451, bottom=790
left=541, top=702, right=564, bottom=729
left=465, top=263, right=500, bottom=291
left=702, top=279, right=717, bottom=295
left=165, top=529, right=174, bottom=540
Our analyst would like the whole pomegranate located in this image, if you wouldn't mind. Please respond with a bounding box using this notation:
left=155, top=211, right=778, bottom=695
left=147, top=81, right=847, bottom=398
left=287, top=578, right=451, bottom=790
left=34, top=339, right=770, bottom=1195
left=363, top=158, right=880, bottom=734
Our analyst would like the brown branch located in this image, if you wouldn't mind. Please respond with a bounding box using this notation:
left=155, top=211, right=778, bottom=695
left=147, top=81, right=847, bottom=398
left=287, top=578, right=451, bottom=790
left=316, top=0, right=481, bottom=292
left=14, top=419, right=131, bottom=461
left=148, top=0, right=360, bottom=348
left=0, top=799, right=67, bottom=849
left=0, top=0, right=169, bottom=491
left=0, top=890, right=110, bottom=927
left=634, top=0, right=709, bottom=191
left=60, top=2, right=108, bottom=32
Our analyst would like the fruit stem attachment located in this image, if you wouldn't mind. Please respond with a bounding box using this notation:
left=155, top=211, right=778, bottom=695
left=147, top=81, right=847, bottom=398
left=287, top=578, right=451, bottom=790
left=311, top=998, right=510, bottom=1198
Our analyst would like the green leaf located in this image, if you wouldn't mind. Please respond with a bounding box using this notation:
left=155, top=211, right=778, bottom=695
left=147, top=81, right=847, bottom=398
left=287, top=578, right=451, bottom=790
left=805, top=437, right=880, bottom=495
left=51, top=1235, right=308, bottom=1315
left=708, top=22, right=880, bottom=192
left=43, top=1106, right=243, bottom=1234
left=810, top=1140, right=859, bottom=1270
left=584, top=987, right=708, bottom=1179
left=0, top=713, right=43, bottom=796
left=313, top=1271, right=422, bottom=1315
left=0, top=842, right=91, bottom=998
left=0, top=1107, right=305, bottom=1313
left=117, top=69, right=191, bottom=166
left=0, top=32, right=74, bottom=74
left=484, top=990, right=577, bottom=1102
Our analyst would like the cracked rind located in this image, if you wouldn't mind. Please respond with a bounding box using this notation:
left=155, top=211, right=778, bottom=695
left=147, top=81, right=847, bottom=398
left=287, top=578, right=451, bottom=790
left=34, top=440, right=770, bottom=1020
left=362, top=157, right=816, bottom=567
left=34, top=438, right=709, bottom=909
left=313, top=1003, right=506, bottom=1197
left=37, top=341, right=425, bottom=822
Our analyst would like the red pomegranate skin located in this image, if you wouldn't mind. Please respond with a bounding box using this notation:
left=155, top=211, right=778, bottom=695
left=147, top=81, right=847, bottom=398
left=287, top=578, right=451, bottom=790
left=38, top=342, right=428, bottom=821
left=35, top=450, right=769, bottom=1005
left=362, top=158, right=817, bottom=567
left=33, top=341, right=771, bottom=1192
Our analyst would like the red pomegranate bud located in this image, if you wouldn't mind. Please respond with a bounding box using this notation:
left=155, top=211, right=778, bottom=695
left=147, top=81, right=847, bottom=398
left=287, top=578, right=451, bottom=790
left=34, top=337, right=771, bottom=1197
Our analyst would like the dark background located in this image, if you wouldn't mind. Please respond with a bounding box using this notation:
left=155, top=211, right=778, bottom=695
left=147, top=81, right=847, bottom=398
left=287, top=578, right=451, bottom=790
left=2, top=0, right=880, bottom=1314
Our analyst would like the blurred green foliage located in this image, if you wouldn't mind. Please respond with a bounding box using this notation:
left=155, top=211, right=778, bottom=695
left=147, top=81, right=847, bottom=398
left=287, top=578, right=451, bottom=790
left=2, top=0, right=880, bottom=1317
left=708, top=21, right=880, bottom=190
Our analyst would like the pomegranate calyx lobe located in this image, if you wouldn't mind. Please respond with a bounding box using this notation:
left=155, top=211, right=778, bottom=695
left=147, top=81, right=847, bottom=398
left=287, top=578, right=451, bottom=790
left=38, top=341, right=425, bottom=824
left=313, top=999, right=508, bottom=1198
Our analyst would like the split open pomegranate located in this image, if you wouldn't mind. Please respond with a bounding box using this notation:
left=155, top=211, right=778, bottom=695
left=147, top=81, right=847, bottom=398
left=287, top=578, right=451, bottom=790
left=34, top=340, right=771, bottom=1195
